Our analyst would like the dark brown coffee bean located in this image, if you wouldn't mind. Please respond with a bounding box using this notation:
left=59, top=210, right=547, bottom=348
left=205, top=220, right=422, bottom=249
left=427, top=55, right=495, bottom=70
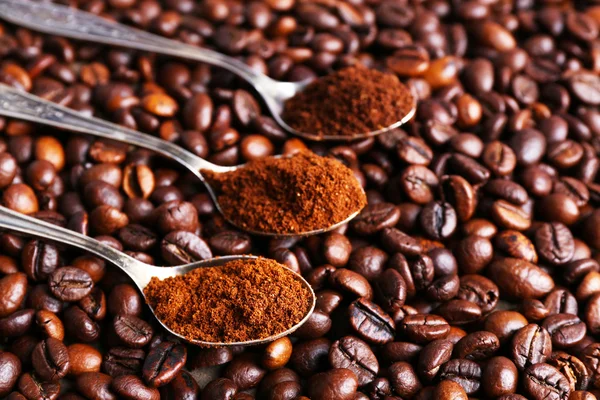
left=455, top=331, right=500, bottom=360
left=511, top=324, right=552, bottom=370
left=388, top=361, right=422, bottom=398
left=456, top=274, right=499, bottom=314
left=103, top=347, right=145, bottom=377
left=329, top=336, right=378, bottom=386
left=18, top=372, right=60, bottom=400
left=419, top=201, right=457, bottom=240
left=0, top=272, right=28, bottom=318
left=488, top=258, right=555, bottom=299
left=329, top=268, right=372, bottom=299
left=307, top=368, right=358, bottom=400
left=541, top=314, right=586, bottom=349
left=63, top=305, right=100, bottom=343
left=535, top=223, right=574, bottom=266
left=436, top=299, right=482, bottom=325
left=75, top=372, right=116, bottom=400
left=348, top=298, right=395, bottom=344
left=112, top=374, right=160, bottom=400
left=48, top=267, right=93, bottom=302
left=438, top=358, right=482, bottom=394
left=440, top=175, right=476, bottom=222
left=380, top=227, right=422, bottom=257
left=495, top=230, right=538, bottom=263
left=482, top=356, right=519, bottom=398
left=401, top=314, right=450, bottom=343
left=547, top=351, right=590, bottom=391
left=31, top=338, right=69, bottom=382
left=0, top=351, right=21, bottom=397
left=113, top=314, right=153, bottom=348
left=351, top=203, right=401, bottom=236
left=523, top=363, right=571, bottom=400
left=418, top=339, right=453, bottom=382
left=142, top=341, right=186, bottom=388
left=161, top=230, right=212, bottom=265
left=22, top=240, right=60, bottom=282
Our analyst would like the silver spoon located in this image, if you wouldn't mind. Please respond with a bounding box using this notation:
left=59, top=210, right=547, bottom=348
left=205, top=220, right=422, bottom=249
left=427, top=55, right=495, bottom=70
left=0, top=0, right=416, bottom=142
left=0, top=205, right=316, bottom=347
left=0, top=84, right=363, bottom=236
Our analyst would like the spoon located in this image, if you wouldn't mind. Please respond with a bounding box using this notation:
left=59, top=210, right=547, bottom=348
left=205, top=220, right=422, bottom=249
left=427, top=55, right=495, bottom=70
left=0, top=84, right=363, bottom=236
left=0, top=0, right=416, bottom=142
left=0, top=205, right=316, bottom=347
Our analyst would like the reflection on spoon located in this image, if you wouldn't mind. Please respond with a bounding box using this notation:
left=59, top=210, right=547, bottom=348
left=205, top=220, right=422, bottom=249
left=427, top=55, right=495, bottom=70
left=0, top=85, right=365, bottom=237
left=0, top=206, right=316, bottom=347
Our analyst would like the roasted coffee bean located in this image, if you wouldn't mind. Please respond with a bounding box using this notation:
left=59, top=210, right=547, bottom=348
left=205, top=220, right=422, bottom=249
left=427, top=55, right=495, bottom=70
left=35, top=310, right=64, bottom=340
left=482, top=356, right=519, bottom=398
left=31, top=338, right=69, bottom=382
left=63, top=306, right=100, bottom=343
left=160, top=370, right=199, bottom=400
left=112, top=375, right=160, bottom=400
left=329, top=268, right=372, bottom=299
left=440, top=175, right=476, bottom=222
left=0, top=351, right=21, bottom=397
left=103, top=347, right=145, bottom=377
left=438, top=358, right=482, bottom=394
left=75, top=372, right=115, bottom=400
left=68, top=344, right=102, bottom=376
left=511, top=324, right=552, bottom=370
left=401, top=314, right=450, bottom=343
left=495, top=230, right=538, bottom=263
left=488, top=258, right=555, bottom=299
left=263, top=337, right=292, bottom=370
left=18, top=372, right=60, bottom=400
left=48, top=267, right=93, bottom=302
left=22, top=240, right=60, bottom=282
left=541, top=314, right=586, bottom=349
left=419, top=201, right=457, bottom=240
left=329, top=336, right=378, bottom=386
left=348, top=298, right=395, bottom=344
left=535, top=223, right=575, bottom=266
left=307, top=368, right=358, bottom=400
left=436, top=299, right=482, bottom=325
left=455, top=331, right=500, bottom=360
left=418, top=339, right=453, bottom=382
left=160, top=230, right=212, bottom=265
left=484, top=311, right=529, bottom=344
left=0, top=272, right=27, bottom=318
left=113, top=314, right=153, bottom=348
left=523, top=363, right=571, bottom=400
left=351, top=203, right=401, bottom=235
left=142, top=341, right=186, bottom=387
left=388, top=361, right=422, bottom=398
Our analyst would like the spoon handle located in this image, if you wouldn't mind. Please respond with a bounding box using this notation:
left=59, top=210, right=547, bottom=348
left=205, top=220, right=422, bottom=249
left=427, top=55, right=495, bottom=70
left=0, top=206, right=138, bottom=271
left=0, top=0, right=270, bottom=88
left=0, top=84, right=228, bottom=176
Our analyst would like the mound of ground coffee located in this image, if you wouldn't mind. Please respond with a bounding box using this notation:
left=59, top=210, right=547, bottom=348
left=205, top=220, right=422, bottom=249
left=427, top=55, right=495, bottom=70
left=203, top=151, right=366, bottom=234
left=282, top=65, right=414, bottom=137
left=144, top=258, right=312, bottom=343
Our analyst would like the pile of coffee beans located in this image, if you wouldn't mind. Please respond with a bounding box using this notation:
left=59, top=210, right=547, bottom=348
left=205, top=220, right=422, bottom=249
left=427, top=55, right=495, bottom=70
left=1, top=0, right=600, bottom=399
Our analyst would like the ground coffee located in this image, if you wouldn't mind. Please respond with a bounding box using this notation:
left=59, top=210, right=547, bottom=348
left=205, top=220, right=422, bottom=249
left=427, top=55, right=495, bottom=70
left=282, top=65, right=414, bottom=137
left=144, top=258, right=312, bottom=343
left=203, top=151, right=366, bottom=234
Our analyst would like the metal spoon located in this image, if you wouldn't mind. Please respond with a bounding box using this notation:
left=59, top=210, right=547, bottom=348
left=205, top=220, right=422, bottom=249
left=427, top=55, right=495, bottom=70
left=0, top=0, right=416, bottom=142
left=0, top=84, right=363, bottom=236
left=0, top=205, right=316, bottom=347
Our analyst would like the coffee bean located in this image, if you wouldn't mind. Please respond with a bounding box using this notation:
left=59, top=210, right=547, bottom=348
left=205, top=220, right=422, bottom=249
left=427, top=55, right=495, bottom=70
left=112, top=375, right=160, bottom=400
left=482, top=356, right=519, bottom=398
left=495, top=230, right=538, bottom=263
left=68, top=344, right=101, bottom=376
left=18, top=372, right=60, bottom=400
left=548, top=351, right=590, bottom=391
left=535, top=223, right=574, bottom=266
left=160, top=230, right=212, bottom=265
left=160, top=370, right=199, bottom=400
left=0, top=272, right=27, bottom=318
left=329, top=268, right=372, bottom=299
left=488, top=258, right=555, bottom=299
left=418, top=339, right=453, bottom=382
left=440, top=175, right=476, bottom=222
left=308, top=368, right=358, bottom=400
left=75, top=372, right=116, bottom=400
left=0, top=351, right=21, bottom=397
left=48, top=267, right=93, bottom=302
left=348, top=298, right=395, bottom=344
left=523, top=363, right=571, bottom=400
left=401, top=314, right=450, bottom=343
left=541, top=314, right=586, bottom=349
left=263, top=337, right=292, bottom=370
left=419, top=201, right=457, bottom=240
left=142, top=341, right=186, bottom=387
left=31, top=338, right=69, bottom=382
left=511, top=324, right=552, bottom=370
left=113, top=314, right=153, bottom=348
left=103, top=347, right=145, bottom=377
left=455, top=331, right=500, bottom=360
left=351, top=203, right=401, bottom=236
left=388, top=361, right=422, bottom=398
left=438, top=358, right=482, bottom=394
left=329, top=336, right=378, bottom=386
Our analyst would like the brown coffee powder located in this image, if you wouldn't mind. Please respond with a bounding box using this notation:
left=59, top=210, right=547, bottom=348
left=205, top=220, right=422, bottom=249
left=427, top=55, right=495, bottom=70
left=282, top=65, right=414, bottom=137
left=144, top=258, right=312, bottom=343
left=203, top=151, right=367, bottom=234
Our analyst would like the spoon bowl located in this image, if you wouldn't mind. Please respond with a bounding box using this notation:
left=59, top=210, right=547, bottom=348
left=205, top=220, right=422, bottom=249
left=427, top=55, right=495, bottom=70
left=0, top=0, right=416, bottom=142
left=0, top=206, right=316, bottom=347
left=0, top=85, right=364, bottom=237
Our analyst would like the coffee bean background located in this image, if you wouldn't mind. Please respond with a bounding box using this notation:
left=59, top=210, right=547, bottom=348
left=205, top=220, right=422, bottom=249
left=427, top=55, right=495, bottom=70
left=1, top=0, right=600, bottom=399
